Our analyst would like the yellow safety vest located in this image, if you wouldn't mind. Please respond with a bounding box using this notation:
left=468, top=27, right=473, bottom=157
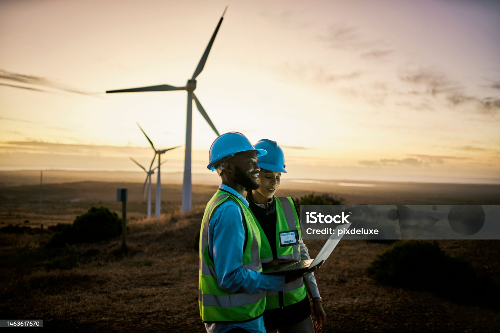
left=256, top=197, right=307, bottom=310
left=199, top=190, right=266, bottom=322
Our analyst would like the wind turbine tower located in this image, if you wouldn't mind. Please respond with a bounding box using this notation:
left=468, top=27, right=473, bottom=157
left=137, top=124, right=180, bottom=217
left=107, top=8, right=226, bottom=213
left=130, top=157, right=155, bottom=218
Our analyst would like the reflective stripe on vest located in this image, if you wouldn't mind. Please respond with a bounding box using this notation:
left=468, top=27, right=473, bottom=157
left=258, top=197, right=307, bottom=310
left=199, top=190, right=266, bottom=322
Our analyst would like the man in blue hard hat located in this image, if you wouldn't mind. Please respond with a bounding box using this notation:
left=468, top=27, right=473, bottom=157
left=199, top=132, right=309, bottom=333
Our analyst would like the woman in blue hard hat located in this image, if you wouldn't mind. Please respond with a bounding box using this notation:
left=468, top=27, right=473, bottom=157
left=247, top=139, right=326, bottom=333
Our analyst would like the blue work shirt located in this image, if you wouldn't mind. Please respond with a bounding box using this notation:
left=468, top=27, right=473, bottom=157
left=204, top=184, right=285, bottom=333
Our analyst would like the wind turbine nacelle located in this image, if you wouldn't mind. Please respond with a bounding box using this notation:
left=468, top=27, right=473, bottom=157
left=186, top=79, right=197, bottom=92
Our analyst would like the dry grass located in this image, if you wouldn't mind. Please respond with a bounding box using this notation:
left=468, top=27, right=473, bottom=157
left=1, top=179, right=500, bottom=332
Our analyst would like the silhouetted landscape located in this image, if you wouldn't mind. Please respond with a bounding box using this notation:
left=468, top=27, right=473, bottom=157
left=1, top=171, right=499, bottom=332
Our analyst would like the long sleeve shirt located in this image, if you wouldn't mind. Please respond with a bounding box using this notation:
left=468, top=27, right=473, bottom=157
left=205, top=184, right=285, bottom=333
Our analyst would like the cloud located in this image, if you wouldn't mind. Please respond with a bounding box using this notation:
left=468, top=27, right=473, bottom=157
left=260, top=7, right=311, bottom=30
left=398, top=67, right=459, bottom=96
left=457, top=146, right=487, bottom=152
left=360, top=50, right=393, bottom=60
left=5, top=130, right=24, bottom=136
left=0, top=140, right=152, bottom=156
left=279, top=62, right=363, bottom=86
left=381, top=158, right=423, bottom=166
left=398, top=67, right=500, bottom=116
left=321, top=24, right=365, bottom=50
left=359, top=158, right=423, bottom=167
left=281, top=145, right=312, bottom=150
left=359, top=154, right=470, bottom=168
left=446, top=93, right=500, bottom=116
left=338, top=84, right=388, bottom=108
left=408, top=154, right=470, bottom=164
left=395, top=101, right=434, bottom=111
left=320, top=22, right=387, bottom=53
left=0, top=116, right=42, bottom=124
left=492, top=82, right=500, bottom=90
left=0, top=69, right=99, bottom=96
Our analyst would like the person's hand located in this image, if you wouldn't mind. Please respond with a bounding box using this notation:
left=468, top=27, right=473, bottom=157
left=312, top=298, right=326, bottom=332
left=282, top=268, right=307, bottom=283
left=282, top=264, right=320, bottom=283
left=262, top=259, right=298, bottom=271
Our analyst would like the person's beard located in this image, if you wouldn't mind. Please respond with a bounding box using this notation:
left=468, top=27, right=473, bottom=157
left=234, top=166, right=259, bottom=191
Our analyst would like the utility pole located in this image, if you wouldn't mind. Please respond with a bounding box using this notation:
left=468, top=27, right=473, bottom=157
left=40, top=171, right=43, bottom=214
left=117, top=188, right=128, bottom=254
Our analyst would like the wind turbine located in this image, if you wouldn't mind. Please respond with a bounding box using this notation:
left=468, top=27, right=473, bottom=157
left=130, top=157, right=165, bottom=218
left=107, top=8, right=226, bottom=213
left=137, top=124, right=180, bottom=218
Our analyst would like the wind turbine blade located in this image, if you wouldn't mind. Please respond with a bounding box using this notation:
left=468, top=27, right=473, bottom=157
left=142, top=174, right=149, bottom=194
left=191, top=7, right=227, bottom=80
left=193, top=93, right=220, bottom=136
left=137, top=123, right=156, bottom=152
left=152, top=160, right=168, bottom=171
left=106, top=84, right=185, bottom=93
left=130, top=157, right=147, bottom=172
left=149, top=153, right=157, bottom=172
left=158, top=145, right=182, bottom=154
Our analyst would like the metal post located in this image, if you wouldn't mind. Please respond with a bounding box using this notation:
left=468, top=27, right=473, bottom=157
left=117, top=188, right=128, bottom=254
left=40, top=170, right=43, bottom=214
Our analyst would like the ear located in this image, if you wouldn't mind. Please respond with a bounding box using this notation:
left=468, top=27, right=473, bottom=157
left=223, top=160, right=235, bottom=174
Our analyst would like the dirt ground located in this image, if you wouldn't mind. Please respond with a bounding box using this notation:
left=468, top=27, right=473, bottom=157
left=1, top=176, right=499, bottom=332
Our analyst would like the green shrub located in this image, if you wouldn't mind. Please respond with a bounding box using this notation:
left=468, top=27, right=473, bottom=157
left=44, top=244, right=79, bottom=270
left=294, top=193, right=345, bottom=215
left=48, top=223, right=70, bottom=233
left=368, top=240, right=500, bottom=309
left=46, top=206, right=122, bottom=248
left=295, top=192, right=345, bottom=206
left=72, top=206, right=122, bottom=243
left=0, top=225, right=51, bottom=235
left=46, top=224, right=78, bottom=249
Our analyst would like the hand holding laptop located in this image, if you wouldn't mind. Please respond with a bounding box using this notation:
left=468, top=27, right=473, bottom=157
left=262, top=259, right=299, bottom=271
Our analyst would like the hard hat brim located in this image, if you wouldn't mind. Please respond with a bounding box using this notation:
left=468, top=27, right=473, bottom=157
left=207, top=148, right=267, bottom=171
left=257, top=162, right=287, bottom=173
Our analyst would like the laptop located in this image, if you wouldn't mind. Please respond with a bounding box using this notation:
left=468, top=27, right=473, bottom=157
left=262, top=223, right=351, bottom=274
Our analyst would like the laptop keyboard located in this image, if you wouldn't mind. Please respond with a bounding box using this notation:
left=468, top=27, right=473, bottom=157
left=280, top=259, right=313, bottom=270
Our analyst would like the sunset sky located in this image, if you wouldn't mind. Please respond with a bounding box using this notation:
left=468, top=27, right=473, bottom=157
left=1, top=0, right=499, bottom=184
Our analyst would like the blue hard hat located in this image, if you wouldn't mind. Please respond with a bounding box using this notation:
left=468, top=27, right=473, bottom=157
left=207, top=132, right=267, bottom=171
left=254, top=139, right=286, bottom=173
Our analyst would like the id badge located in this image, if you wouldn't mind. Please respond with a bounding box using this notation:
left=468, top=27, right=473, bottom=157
left=279, top=230, right=299, bottom=246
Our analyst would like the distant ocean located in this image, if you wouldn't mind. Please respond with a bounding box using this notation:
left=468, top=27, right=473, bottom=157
left=290, top=180, right=376, bottom=187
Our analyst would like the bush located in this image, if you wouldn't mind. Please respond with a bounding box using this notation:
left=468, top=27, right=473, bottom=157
left=0, top=224, right=51, bottom=235
left=293, top=193, right=345, bottom=215
left=72, top=206, right=122, bottom=243
left=295, top=192, right=345, bottom=206
left=368, top=240, right=500, bottom=309
left=46, top=206, right=123, bottom=248
left=46, top=225, right=78, bottom=249
left=48, top=223, right=71, bottom=233
left=44, top=244, right=79, bottom=270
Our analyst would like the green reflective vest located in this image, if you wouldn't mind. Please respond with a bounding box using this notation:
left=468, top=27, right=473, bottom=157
left=256, top=197, right=307, bottom=310
left=199, top=190, right=266, bottom=322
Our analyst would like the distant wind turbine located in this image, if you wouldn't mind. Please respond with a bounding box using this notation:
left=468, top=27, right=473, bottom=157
left=130, top=157, right=166, bottom=218
left=107, top=7, right=226, bottom=213
left=137, top=123, right=180, bottom=218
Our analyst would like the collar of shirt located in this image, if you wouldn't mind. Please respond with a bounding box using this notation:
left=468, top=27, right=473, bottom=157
left=248, top=193, right=274, bottom=209
left=219, top=184, right=249, bottom=207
